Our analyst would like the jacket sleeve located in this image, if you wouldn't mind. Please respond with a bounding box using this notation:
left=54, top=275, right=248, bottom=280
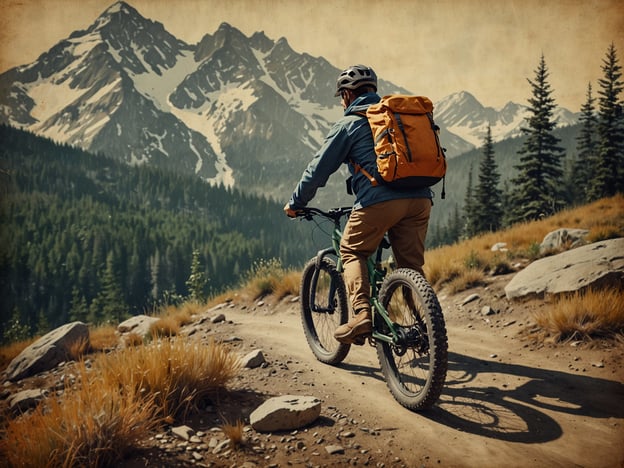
left=289, top=120, right=352, bottom=209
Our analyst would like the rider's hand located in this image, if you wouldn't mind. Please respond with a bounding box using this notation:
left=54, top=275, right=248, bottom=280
left=284, top=203, right=298, bottom=218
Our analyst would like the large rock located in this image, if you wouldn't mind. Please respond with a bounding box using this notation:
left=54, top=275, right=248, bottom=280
left=118, top=315, right=160, bottom=338
left=250, top=395, right=321, bottom=432
left=539, top=228, right=589, bottom=254
left=5, top=321, right=89, bottom=382
left=505, top=238, right=624, bottom=300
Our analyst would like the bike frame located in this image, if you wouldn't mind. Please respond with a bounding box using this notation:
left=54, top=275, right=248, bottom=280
left=305, top=207, right=403, bottom=345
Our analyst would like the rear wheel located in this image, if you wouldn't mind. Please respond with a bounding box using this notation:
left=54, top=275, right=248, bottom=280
left=300, top=257, right=350, bottom=364
left=376, top=268, right=447, bottom=410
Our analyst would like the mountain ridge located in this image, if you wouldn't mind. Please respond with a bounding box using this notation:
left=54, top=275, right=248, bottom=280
left=0, top=0, right=579, bottom=204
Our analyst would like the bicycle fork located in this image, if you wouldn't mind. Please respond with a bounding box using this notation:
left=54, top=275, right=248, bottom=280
left=309, top=247, right=339, bottom=314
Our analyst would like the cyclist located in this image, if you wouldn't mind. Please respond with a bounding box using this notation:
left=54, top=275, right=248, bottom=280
left=284, top=65, right=434, bottom=344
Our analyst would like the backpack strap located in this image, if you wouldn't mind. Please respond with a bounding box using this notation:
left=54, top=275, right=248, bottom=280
left=349, top=159, right=379, bottom=186
left=349, top=110, right=380, bottom=186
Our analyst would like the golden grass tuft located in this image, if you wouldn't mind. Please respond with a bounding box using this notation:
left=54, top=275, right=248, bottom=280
left=159, top=301, right=202, bottom=326
left=124, top=332, right=144, bottom=347
left=150, top=316, right=180, bottom=338
left=95, top=337, right=241, bottom=419
left=1, top=362, right=160, bottom=467
left=221, top=419, right=246, bottom=449
left=445, top=268, right=486, bottom=295
left=88, top=324, right=119, bottom=352
left=241, top=258, right=296, bottom=299
left=272, top=269, right=301, bottom=299
left=533, top=288, right=624, bottom=341
left=66, top=336, right=90, bottom=361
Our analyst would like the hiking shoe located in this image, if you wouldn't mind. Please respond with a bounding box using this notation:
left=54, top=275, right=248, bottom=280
left=334, top=310, right=372, bottom=344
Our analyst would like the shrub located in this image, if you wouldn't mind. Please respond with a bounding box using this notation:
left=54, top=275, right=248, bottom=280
left=242, top=258, right=288, bottom=299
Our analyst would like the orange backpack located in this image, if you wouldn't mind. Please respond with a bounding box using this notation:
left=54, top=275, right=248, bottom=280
left=353, top=95, right=447, bottom=196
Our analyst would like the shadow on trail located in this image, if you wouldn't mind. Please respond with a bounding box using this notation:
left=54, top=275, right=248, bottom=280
left=422, top=352, right=624, bottom=443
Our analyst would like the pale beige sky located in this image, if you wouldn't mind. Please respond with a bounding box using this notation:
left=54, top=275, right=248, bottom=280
left=0, top=0, right=622, bottom=110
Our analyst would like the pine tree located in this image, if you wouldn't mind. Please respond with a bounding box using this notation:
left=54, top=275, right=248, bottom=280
left=571, top=83, right=597, bottom=203
left=186, top=249, right=209, bottom=302
left=509, top=55, right=565, bottom=223
left=97, top=251, right=127, bottom=323
left=472, top=126, right=502, bottom=233
left=587, top=43, right=624, bottom=200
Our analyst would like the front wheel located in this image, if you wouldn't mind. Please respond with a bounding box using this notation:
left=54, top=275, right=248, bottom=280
left=300, top=257, right=351, bottom=365
left=376, top=268, right=448, bottom=410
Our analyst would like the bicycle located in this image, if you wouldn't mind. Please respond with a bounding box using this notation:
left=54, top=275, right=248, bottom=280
left=296, top=206, right=448, bottom=411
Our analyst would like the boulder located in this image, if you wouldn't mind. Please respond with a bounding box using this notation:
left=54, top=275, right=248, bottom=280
left=117, top=315, right=160, bottom=338
left=505, top=238, right=624, bottom=300
left=539, top=228, right=589, bottom=254
left=250, top=395, right=321, bottom=432
left=5, top=322, right=89, bottom=382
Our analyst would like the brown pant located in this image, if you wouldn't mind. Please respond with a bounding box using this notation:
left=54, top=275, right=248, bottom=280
left=339, top=198, right=432, bottom=314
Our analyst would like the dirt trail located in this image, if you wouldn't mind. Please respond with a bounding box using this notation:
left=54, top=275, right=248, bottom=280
left=223, top=278, right=624, bottom=467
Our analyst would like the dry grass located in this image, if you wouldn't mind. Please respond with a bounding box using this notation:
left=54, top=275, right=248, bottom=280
left=1, top=362, right=160, bottom=467
left=150, top=315, right=180, bottom=338
left=95, top=337, right=241, bottom=419
left=89, top=324, right=119, bottom=352
left=533, top=288, right=624, bottom=342
left=66, top=336, right=90, bottom=361
left=445, top=268, right=487, bottom=294
left=425, top=194, right=624, bottom=289
left=1, top=335, right=241, bottom=467
left=272, top=269, right=301, bottom=299
left=221, top=419, right=246, bottom=449
left=124, top=332, right=144, bottom=347
left=241, top=258, right=299, bottom=299
left=160, top=301, right=202, bottom=326
left=0, top=337, right=36, bottom=373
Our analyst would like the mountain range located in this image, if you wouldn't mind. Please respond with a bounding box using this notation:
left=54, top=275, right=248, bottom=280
left=0, top=1, right=579, bottom=206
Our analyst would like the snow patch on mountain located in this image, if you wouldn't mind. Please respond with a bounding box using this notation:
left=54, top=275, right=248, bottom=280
left=27, top=79, right=85, bottom=124
left=131, top=50, right=197, bottom=111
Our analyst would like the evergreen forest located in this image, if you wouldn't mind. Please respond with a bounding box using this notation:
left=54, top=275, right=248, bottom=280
left=0, top=125, right=316, bottom=339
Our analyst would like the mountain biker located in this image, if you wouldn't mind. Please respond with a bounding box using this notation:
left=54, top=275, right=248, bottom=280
left=284, top=65, right=434, bottom=344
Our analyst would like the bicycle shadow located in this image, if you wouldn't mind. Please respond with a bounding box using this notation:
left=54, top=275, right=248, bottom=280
left=339, top=351, right=624, bottom=443
left=423, top=352, right=624, bottom=443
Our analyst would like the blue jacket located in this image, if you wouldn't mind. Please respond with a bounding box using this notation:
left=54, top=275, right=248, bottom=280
left=289, top=92, right=434, bottom=210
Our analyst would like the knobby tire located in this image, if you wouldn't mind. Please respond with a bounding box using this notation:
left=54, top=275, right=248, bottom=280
left=300, top=257, right=351, bottom=365
left=376, top=268, right=448, bottom=410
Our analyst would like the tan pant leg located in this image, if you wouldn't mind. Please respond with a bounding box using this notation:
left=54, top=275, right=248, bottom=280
left=387, top=198, right=432, bottom=277
left=340, top=199, right=430, bottom=313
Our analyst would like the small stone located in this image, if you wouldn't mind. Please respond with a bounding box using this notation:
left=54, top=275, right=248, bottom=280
left=325, top=444, right=345, bottom=455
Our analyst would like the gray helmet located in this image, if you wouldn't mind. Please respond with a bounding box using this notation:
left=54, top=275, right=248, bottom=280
left=334, top=65, right=378, bottom=96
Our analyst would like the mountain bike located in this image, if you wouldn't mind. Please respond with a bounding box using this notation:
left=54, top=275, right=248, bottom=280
left=296, top=206, right=448, bottom=411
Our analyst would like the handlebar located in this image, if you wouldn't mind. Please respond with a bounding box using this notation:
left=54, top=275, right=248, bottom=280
left=295, top=206, right=352, bottom=223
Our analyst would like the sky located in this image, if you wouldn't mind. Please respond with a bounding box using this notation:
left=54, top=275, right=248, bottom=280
left=0, top=0, right=622, bottom=110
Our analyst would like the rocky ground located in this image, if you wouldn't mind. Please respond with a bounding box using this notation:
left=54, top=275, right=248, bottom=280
left=2, top=271, right=624, bottom=467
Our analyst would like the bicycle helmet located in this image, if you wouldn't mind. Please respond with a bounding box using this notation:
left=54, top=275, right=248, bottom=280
left=334, top=65, right=378, bottom=96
